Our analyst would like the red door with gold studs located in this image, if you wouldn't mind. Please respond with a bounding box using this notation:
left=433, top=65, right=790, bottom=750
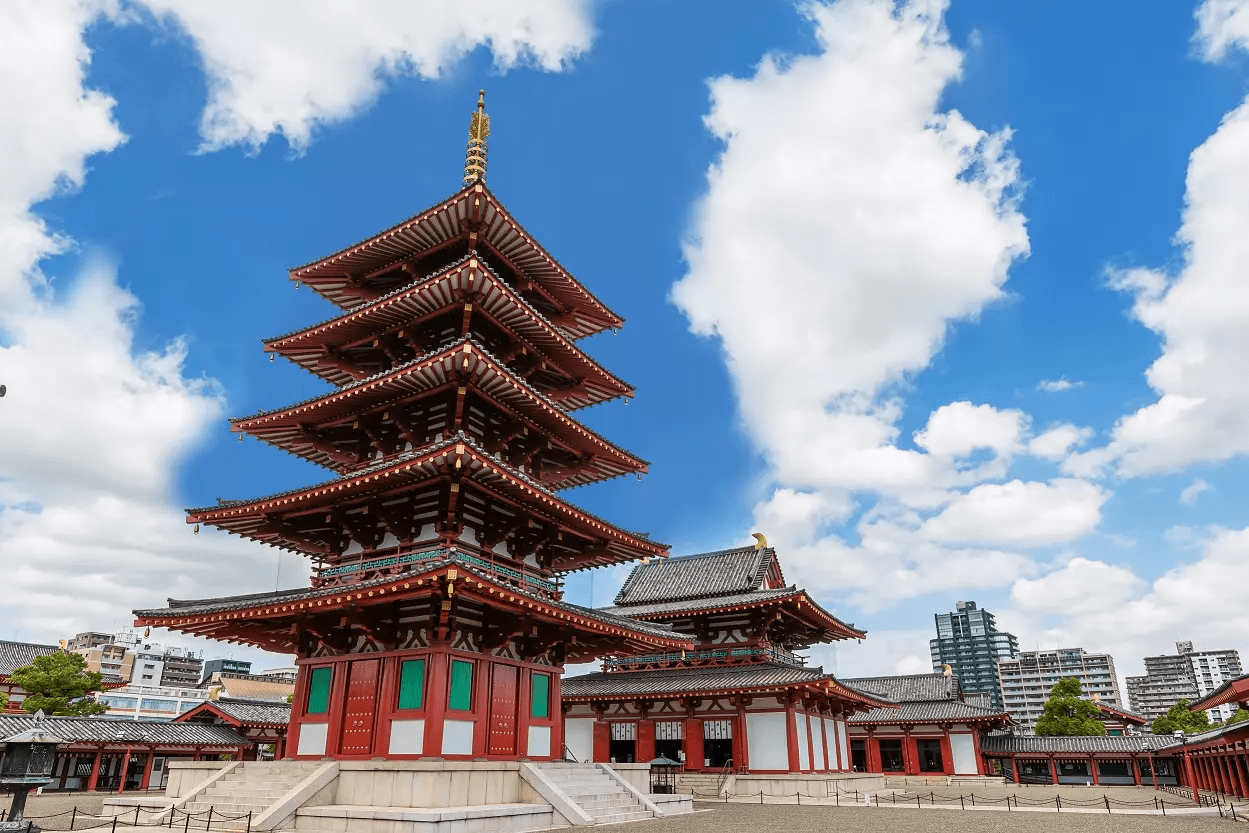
left=488, top=664, right=519, bottom=756
left=339, top=659, right=380, bottom=756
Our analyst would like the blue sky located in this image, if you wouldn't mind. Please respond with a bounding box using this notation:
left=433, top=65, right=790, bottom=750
left=4, top=0, right=1249, bottom=683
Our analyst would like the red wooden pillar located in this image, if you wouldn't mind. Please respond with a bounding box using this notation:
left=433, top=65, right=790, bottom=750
left=1236, top=752, right=1249, bottom=798
left=864, top=729, right=877, bottom=772
left=1181, top=751, right=1198, bottom=803
left=684, top=716, right=703, bottom=770
left=637, top=715, right=656, bottom=764
left=1011, top=754, right=1020, bottom=783
left=939, top=726, right=953, bottom=775
left=86, top=748, right=103, bottom=792
left=784, top=702, right=800, bottom=773
left=373, top=655, right=400, bottom=758
left=734, top=700, right=749, bottom=771
left=423, top=651, right=450, bottom=758
left=1131, top=755, right=1141, bottom=786
left=140, top=749, right=156, bottom=791
left=1090, top=756, right=1099, bottom=785
left=471, top=657, right=493, bottom=759
left=1047, top=754, right=1057, bottom=784
left=550, top=672, right=564, bottom=763
left=117, top=748, right=132, bottom=795
left=323, top=658, right=350, bottom=757
left=804, top=711, right=816, bottom=772
left=902, top=730, right=915, bottom=775
left=592, top=718, right=610, bottom=763
left=971, top=727, right=985, bottom=776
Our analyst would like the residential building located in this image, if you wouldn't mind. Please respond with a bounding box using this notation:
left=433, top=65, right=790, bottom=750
left=1127, top=641, right=1244, bottom=723
left=158, top=648, right=203, bottom=687
left=66, top=632, right=114, bottom=651
left=95, top=683, right=211, bottom=721
left=132, top=652, right=164, bottom=686
left=71, top=642, right=134, bottom=684
left=929, top=601, right=1019, bottom=709
left=0, top=640, right=62, bottom=712
left=200, top=658, right=252, bottom=684
left=996, top=647, right=1123, bottom=733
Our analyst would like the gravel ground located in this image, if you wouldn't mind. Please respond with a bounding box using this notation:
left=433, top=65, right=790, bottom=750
left=0, top=792, right=108, bottom=819
left=611, top=803, right=1237, bottom=832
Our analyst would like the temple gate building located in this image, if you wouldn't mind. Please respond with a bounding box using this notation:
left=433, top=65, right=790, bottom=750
left=560, top=544, right=891, bottom=773
left=135, top=93, right=693, bottom=762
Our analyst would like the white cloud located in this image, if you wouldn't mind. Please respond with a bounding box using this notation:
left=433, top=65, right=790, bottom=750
left=1195, top=0, right=1249, bottom=60
left=1178, top=478, right=1211, bottom=505
left=1037, top=377, right=1082, bottom=392
left=1004, top=530, right=1249, bottom=676
left=0, top=2, right=301, bottom=665
left=133, top=0, right=595, bottom=151
left=921, top=479, right=1108, bottom=547
left=673, top=0, right=1057, bottom=608
left=1028, top=423, right=1092, bottom=461
left=1073, top=5, right=1249, bottom=478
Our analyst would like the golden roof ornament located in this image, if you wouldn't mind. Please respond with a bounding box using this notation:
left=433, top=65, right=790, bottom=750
left=751, top=532, right=767, bottom=550
left=463, top=89, right=490, bottom=187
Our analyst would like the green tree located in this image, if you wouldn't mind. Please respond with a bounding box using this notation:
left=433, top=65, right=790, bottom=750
left=1034, top=677, right=1107, bottom=736
left=9, top=652, right=107, bottom=716
left=1151, top=698, right=1212, bottom=735
left=1228, top=709, right=1249, bottom=726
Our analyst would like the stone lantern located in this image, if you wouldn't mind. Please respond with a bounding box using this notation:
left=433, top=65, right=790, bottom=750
left=648, top=755, right=681, bottom=795
left=0, top=712, right=64, bottom=832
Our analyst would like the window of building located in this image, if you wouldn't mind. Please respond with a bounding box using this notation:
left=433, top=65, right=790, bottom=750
left=307, top=667, right=332, bottom=714
left=449, top=660, right=473, bottom=711
left=398, top=659, right=425, bottom=710
left=531, top=673, right=550, bottom=719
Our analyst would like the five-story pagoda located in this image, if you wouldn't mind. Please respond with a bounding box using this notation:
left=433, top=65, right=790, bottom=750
left=135, top=93, right=692, bottom=761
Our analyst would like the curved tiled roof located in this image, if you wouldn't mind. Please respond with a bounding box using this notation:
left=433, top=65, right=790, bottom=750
left=182, top=697, right=292, bottom=726
left=562, top=662, right=833, bottom=699
left=0, top=641, right=60, bottom=677
left=613, top=546, right=774, bottom=606
left=598, top=588, right=798, bottom=618
left=980, top=734, right=1181, bottom=754
left=0, top=714, right=246, bottom=747
left=842, top=673, right=960, bottom=703
left=849, top=700, right=1009, bottom=725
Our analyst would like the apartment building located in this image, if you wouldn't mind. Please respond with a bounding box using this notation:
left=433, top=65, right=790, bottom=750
left=930, top=601, right=1019, bottom=709
left=996, top=647, right=1123, bottom=733
left=1127, top=642, right=1244, bottom=722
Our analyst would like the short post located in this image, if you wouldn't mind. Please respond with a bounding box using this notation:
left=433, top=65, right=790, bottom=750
left=207, top=807, right=214, bottom=831
left=183, top=809, right=190, bottom=833
left=970, top=793, right=975, bottom=806
left=70, top=807, right=77, bottom=830
left=246, top=812, right=252, bottom=833
left=111, top=816, right=118, bottom=833
left=1104, top=795, right=1110, bottom=814
left=760, top=791, right=763, bottom=805
left=930, top=791, right=934, bottom=805
left=1161, top=799, right=1166, bottom=816
left=1056, top=795, right=1061, bottom=812
left=135, top=806, right=142, bottom=826
left=1007, top=795, right=1011, bottom=811
left=916, top=795, right=921, bottom=809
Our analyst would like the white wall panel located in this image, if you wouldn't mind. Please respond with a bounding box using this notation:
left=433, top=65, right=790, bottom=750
left=746, top=712, right=789, bottom=771
left=564, top=718, right=595, bottom=763
left=950, top=733, right=977, bottom=774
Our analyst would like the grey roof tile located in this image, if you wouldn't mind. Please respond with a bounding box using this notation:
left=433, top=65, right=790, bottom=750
left=562, top=662, right=831, bottom=698
left=0, top=714, right=247, bottom=747
left=598, top=588, right=799, bottom=618
left=613, top=546, right=774, bottom=606
left=842, top=674, right=960, bottom=703
left=0, top=641, right=61, bottom=677
left=850, top=700, right=1009, bottom=725
left=979, top=734, right=1181, bottom=754
left=187, top=697, right=291, bottom=726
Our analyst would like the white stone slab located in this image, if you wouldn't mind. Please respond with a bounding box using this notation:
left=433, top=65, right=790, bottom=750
left=951, top=732, right=977, bottom=774
left=298, top=723, right=329, bottom=757
left=526, top=725, right=550, bottom=758
left=564, top=717, right=594, bottom=763
left=388, top=719, right=425, bottom=755
left=441, top=719, right=475, bottom=756
left=745, top=711, right=788, bottom=771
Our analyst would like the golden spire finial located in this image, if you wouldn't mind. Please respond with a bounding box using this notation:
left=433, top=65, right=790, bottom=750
left=463, top=89, right=490, bottom=187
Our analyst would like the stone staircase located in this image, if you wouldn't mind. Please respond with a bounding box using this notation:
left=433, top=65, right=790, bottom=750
left=676, top=771, right=728, bottom=797
left=181, top=761, right=324, bottom=828
left=534, top=762, right=654, bottom=825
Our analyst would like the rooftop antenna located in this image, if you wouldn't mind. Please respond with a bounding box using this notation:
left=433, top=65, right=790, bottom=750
left=463, top=90, right=490, bottom=187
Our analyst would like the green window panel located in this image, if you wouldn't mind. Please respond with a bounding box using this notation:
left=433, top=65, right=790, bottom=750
left=449, top=660, right=474, bottom=711
left=398, top=659, right=426, bottom=710
left=531, top=673, right=550, bottom=719
left=306, top=667, right=332, bottom=715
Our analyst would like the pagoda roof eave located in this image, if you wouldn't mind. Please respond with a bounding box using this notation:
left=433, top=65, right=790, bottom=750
left=264, top=256, right=634, bottom=400
left=187, top=433, right=668, bottom=567
left=230, top=336, right=647, bottom=484
left=1189, top=674, right=1249, bottom=713
left=603, top=588, right=866, bottom=642
left=289, top=184, right=622, bottom=335
left=134, top=557, right=692, bottom=657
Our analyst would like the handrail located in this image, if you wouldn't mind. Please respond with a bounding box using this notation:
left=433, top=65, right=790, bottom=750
left=715, top=759, right=734, bottom=797
left=562, top=744, right=578, bottom=763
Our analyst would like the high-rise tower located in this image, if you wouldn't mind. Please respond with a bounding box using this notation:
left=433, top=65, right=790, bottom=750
left=929, top=601, right=1018, bottom=710
left=136, top=94, right=693, bottom=761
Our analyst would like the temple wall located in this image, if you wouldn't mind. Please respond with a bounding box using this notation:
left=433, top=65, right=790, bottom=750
left=288, top=645, right=561, bottom=762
